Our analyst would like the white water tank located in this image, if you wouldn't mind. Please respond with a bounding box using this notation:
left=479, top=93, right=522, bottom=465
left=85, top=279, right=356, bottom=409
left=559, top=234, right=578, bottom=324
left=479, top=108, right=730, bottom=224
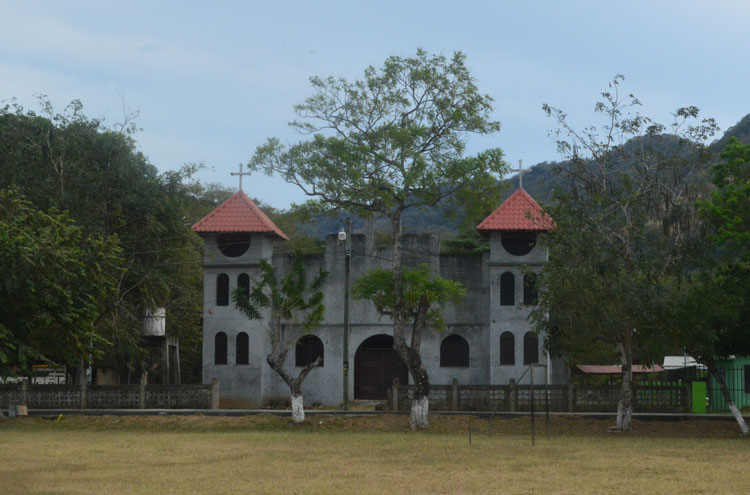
left=142, top=308, right=166, bottom=337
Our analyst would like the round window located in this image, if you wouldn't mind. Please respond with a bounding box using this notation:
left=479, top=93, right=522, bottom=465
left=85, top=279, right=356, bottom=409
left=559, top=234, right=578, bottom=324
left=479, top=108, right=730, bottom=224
left=501, top=232, right=537, bottom=256
left=217, top=233, right=252, bottom=257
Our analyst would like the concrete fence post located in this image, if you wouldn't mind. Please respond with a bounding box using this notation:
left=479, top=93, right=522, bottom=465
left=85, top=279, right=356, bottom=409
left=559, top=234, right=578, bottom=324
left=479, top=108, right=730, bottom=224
left=392, top=378, right=399, bottom=412
left=509, top=379, right=517, bottom=412
left=568, top=381, right=576, bottom=412
left=451, top=378, right=459, bottom=411
left=139, top=372, right=148, bottom=409
left=211, top=378, right=220, bottom=409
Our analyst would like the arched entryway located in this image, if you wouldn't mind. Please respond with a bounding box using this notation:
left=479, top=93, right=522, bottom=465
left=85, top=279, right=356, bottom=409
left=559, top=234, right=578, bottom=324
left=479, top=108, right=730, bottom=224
left=354, top=334, right=409, bottom=400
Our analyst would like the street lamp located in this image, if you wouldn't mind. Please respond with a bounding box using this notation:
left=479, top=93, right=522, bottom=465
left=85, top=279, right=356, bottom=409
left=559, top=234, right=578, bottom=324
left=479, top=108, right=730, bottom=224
left=340, top=218, right=352, bottom=410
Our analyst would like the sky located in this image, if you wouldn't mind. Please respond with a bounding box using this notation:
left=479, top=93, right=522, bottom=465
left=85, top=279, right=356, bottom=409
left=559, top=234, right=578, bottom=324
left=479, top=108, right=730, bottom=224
left=1, top=0, right=748, bottom=209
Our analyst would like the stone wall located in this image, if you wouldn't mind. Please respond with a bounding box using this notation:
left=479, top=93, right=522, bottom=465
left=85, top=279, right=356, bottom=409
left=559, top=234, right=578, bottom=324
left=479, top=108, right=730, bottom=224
left=390, top=381, right=691, bottom=413
left=0, top=382, right=218, bottom=410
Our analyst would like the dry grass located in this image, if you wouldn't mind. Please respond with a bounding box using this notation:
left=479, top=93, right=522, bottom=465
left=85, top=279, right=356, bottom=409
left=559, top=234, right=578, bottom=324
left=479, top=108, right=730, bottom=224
left=1, top=414, right=748, bottom=495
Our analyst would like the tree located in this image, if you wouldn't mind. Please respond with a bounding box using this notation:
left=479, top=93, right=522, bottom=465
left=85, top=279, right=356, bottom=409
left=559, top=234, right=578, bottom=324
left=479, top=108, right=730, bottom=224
left=0, top=187, right=121, bottom=375
left=665, top=137, right=750, bottom=436
left=532, top=76, right=717, bottom=432
left=353, top=265, right=465, bottom=429
left=0, top=98, right=209, bottom=383
left=249, top=49, right=506, bottom=428
left=232, top=254, right=327, bottom=423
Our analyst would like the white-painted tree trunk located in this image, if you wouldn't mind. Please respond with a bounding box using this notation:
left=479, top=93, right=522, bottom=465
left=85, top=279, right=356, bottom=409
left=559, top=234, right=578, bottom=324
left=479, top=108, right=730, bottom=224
left=616, top=399, right=632, bottom=432
left=728, top=402, right=749, bottom=437
left=410, top=396, right=429, bottom=430
left=291, top=393, right=305, bottom=423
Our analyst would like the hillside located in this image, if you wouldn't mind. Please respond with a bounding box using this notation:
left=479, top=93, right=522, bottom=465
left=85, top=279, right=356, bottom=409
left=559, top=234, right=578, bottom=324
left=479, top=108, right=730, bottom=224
left=295, top=113, right=750, bottom=239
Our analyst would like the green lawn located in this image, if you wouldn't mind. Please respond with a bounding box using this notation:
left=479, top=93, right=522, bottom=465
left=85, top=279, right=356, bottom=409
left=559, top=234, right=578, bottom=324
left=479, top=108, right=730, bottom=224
left=1, top=414, right=748, bottom=494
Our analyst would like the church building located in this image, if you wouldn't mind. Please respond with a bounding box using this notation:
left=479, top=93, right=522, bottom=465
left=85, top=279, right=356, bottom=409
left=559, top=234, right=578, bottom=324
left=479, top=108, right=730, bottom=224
left=192, top=187, right=566, bottom=407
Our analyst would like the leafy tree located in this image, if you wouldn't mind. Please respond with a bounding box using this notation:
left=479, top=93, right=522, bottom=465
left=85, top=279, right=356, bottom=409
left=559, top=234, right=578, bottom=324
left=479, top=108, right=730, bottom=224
left=249, top=49, right=506, bottom=428
left=232, top=254, right=327, bottom=423
left=0, top=98, right=207, bottom=383
left=532, top=76, right=717, bottom=432
left=665, top=137, right=750, bottom=436
left=353, top=265, right=465, bottom=429
left=0, top=187, right=121, bottom=375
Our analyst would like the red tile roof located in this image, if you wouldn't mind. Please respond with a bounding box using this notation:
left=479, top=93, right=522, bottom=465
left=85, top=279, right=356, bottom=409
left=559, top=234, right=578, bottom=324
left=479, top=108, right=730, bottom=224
left=476, top=188, right=554, bottom=232
left=191, top=190, right=289, bottom=240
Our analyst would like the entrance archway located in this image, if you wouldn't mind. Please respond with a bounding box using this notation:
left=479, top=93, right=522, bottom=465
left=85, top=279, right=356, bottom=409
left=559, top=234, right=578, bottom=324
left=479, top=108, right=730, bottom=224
left=354, top=334, right=409, bottom=400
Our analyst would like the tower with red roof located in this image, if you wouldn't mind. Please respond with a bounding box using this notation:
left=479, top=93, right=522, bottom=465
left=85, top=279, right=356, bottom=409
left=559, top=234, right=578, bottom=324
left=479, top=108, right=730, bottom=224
left=476, top=187, right=556, bottom=385
left=192, top=190, right=288, bottom=405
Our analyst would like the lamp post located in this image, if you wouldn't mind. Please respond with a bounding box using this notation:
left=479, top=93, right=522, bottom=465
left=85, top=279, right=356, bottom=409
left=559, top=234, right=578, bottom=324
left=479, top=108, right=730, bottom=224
left=338, top=217, right=352, bottom=410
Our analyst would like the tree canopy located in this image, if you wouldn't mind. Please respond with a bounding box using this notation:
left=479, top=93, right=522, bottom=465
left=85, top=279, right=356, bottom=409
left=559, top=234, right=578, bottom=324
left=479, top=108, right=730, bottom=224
left=0, top=98, right=215, bottom=382
left=0, top=187, right=121, bottom=373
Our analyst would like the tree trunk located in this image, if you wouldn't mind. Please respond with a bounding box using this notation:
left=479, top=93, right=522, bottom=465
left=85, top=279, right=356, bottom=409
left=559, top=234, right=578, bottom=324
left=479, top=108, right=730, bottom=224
left=410, top=359, right=430, bottom=430
left=708, top=364, right=748, bottom=437
left=389, top=210, right=432, bottom=430
left=291, top=393, right=305, bottom=423
left=615, top=341, right=633, bottom=432
left=266, top=349, right=321, bottom=425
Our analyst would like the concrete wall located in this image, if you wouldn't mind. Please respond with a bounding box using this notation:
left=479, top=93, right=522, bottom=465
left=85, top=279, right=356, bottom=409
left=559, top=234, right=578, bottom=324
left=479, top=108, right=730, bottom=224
left=200, top=230, right=566, bottom=406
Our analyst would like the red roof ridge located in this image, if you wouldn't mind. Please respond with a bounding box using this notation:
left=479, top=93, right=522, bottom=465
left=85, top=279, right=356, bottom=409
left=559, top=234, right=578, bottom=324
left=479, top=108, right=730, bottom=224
left=191, top=190, right=289, bottom=240
left=476, top=187, right=554, bottom=232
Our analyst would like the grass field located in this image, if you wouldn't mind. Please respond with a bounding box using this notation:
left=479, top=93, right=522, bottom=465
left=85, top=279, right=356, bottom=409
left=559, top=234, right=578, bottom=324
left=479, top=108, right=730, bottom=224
left=1, top=414, right=748, bottom=494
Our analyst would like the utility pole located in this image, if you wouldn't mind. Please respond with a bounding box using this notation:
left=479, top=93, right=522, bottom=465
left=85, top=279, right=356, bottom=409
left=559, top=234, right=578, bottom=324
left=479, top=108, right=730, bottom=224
left=342, top=217, right=352, bottom=410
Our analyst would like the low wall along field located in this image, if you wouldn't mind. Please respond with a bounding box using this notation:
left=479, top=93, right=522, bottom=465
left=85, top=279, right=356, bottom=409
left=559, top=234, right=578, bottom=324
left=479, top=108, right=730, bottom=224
left=0, top=383, right=217, bottom=410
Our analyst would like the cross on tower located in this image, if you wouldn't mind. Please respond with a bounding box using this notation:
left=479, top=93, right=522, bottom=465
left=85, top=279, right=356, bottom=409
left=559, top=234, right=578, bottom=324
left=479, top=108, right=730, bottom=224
left=230, top=163, right=252, bottom=191
left=513, top=159, right=524, bottom=189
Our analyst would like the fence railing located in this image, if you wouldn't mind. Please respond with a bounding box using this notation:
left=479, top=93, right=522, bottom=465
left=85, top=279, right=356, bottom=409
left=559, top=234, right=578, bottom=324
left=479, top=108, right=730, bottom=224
left=0, top=379, right=220, bottom=410
left=388, top=378, right=691, bottom=413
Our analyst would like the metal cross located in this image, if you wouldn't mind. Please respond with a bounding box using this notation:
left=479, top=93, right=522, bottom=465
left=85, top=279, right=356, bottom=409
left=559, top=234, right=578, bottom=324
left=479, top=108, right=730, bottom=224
left=513, top=159, right=524, bottom=189
left=230, top=163, right=252, bottom=191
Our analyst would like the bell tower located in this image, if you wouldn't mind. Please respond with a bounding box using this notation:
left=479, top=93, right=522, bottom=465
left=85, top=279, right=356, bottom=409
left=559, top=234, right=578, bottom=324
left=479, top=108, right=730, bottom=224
left=477, top=187, right=555, bottom=385
left=191, top=190, right=288, bottom=406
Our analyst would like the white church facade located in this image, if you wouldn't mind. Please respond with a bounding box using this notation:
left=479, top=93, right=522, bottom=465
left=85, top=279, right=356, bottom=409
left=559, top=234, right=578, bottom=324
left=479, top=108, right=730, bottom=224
left=192, top=188, right=567, bottom=407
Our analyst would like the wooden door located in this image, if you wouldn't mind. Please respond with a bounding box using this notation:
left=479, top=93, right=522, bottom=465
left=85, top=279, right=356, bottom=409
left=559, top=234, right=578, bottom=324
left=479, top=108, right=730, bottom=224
left=355, top=346, right=408, bottom=400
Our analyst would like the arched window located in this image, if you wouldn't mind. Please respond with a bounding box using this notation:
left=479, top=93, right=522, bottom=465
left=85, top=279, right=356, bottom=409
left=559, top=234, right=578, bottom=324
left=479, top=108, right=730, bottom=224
left=295, top=335, right=324, bottom=367
left=237, top=273, right=250, bottom=297
left=215, top=332, right=227, bottom=365
left=523, top=272, right=538, bottom=306
left=500, top=331, right=515, bottom=365
left=500, top=272, right=515, bottom=306
left=440, top=335, right=469, bottom=367
left=216, top=273, right=229, bottom=306
left=236, top=332, right=249, bottom=365
left=524, top=332, right=539, bottom=365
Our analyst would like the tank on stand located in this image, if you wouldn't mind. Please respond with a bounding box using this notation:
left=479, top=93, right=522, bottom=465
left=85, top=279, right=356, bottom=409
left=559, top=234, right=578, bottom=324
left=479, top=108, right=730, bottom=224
left=141, top=308, right=181, bottom=385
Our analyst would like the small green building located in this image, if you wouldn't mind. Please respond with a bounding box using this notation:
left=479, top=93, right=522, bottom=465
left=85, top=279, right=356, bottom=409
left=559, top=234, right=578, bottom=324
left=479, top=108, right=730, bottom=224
left=708, top=356, right=750, bottom=413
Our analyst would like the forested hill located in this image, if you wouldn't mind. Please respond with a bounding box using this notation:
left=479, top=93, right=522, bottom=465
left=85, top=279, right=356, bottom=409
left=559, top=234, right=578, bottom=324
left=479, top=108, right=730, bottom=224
left=299, top=113, right=750, bottom=239
left=506, top=113, right=750, bottom=205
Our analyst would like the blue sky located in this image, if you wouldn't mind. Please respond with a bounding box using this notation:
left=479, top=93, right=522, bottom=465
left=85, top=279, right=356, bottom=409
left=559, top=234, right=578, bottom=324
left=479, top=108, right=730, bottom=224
left=2, top=1, right=748, bottom=208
